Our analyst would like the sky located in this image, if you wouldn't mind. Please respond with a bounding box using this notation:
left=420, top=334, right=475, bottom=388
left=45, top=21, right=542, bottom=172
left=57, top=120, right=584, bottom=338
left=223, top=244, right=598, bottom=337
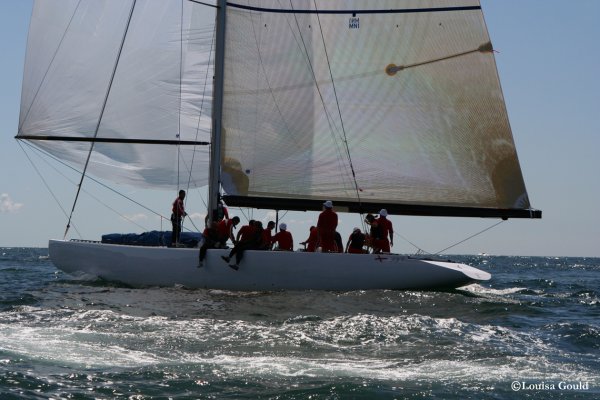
left=1, top=0, right=599, bottom=257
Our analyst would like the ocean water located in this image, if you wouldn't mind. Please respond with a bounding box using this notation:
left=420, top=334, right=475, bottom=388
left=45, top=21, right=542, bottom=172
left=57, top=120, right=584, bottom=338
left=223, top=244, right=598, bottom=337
left=0, top=248, right=598, bottom=399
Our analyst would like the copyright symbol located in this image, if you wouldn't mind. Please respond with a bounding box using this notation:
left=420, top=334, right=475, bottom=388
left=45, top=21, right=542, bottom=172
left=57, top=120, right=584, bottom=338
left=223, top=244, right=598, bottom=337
left=512, top=381, right=521, bottom=391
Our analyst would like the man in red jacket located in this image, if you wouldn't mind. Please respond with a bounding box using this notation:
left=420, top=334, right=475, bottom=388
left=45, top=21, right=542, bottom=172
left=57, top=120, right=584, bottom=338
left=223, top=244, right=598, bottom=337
left=217, top=216, right=240, bottom=247
left=272, top=223, right=294, bottom=251
left=375, top=209, right=394, bottom=253
left=260, top=221, right=276, bottom=250
left=317, top=200, right=338, bottom=252
left=300, top=226, right=318, bottom=252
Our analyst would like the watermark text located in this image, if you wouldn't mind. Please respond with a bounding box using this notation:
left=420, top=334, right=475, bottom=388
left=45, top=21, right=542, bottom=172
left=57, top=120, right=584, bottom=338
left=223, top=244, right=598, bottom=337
left=512, top=381, right=590, bottom=392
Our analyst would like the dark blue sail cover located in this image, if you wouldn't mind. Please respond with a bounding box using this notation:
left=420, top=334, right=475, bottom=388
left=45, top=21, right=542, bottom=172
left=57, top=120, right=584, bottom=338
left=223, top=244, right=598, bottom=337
left=101, top=231, right=202, bottom=247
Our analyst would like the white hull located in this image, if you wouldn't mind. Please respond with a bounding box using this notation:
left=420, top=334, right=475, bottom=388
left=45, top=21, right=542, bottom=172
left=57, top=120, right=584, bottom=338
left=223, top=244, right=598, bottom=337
left=49, top=240, right=490, bottom=290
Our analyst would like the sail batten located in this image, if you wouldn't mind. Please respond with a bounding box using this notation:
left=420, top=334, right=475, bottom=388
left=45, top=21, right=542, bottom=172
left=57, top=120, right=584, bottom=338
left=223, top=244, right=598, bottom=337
left=17, top=135, right=209, bottom=146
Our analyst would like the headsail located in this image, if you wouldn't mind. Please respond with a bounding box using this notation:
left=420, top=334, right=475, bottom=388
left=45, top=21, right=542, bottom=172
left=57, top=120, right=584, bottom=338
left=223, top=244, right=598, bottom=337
left=18, top=0, right=216, bottom=189
left=219, top=0, right=540, bottom=218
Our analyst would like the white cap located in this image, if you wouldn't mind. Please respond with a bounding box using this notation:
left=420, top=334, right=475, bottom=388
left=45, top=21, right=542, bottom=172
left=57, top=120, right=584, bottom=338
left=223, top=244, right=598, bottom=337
left=279, top=223, right=287, bottom=230
left=353, top=227, right=360, bottom=233
left=323, top=200, right=333, bottom=208
left=379, top=208, right=388, bottom=217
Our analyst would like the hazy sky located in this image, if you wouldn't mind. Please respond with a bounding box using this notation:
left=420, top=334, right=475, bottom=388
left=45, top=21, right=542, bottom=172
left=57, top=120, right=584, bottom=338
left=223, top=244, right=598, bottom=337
left=1, top=1, right=599, bottom=257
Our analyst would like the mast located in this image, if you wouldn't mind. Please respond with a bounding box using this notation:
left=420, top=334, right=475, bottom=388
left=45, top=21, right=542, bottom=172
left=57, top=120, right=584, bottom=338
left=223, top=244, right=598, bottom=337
left=208, top=0, right=227, bottom=225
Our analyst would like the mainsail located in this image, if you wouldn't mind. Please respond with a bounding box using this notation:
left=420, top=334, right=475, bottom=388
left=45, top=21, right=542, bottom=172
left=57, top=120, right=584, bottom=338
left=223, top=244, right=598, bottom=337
left=219, top=0, right=540, bottom=218
left=18, top=0, right=216, bottom=189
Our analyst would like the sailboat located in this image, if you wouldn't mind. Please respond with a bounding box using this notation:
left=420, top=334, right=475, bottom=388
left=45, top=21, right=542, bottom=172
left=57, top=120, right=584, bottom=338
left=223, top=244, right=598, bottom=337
left=17, top=0, right=541, bottom=290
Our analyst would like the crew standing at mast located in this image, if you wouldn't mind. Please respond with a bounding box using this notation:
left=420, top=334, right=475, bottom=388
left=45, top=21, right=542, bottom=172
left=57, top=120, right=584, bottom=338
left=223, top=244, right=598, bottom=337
left=171, top=190, right=187, bottom=246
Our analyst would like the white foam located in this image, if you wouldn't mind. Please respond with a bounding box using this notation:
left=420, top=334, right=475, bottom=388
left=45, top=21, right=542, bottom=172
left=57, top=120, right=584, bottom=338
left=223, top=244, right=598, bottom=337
left=460, top=283, right=534, bottom=296
left=0, top=325, right=164, bottom=368
left=2, top=306, right=598, bottom=384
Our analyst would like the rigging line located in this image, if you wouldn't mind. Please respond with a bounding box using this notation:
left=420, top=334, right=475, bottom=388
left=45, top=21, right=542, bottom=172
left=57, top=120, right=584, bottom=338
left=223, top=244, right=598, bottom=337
left=17, top=141, right=83, bottom=239
left=184, top=214, right=202, bottom=233
left=186, top=23, right=215, bottom=193
left=276, top=0, right=337, bottom=145
left=21, top=141, right=153, bottom=232
left=63, top=0, right=138, bottom=239
left=18, top=0, right=82, bottom=135
left=314, top=0, right=363, bottom=209
left=434, top=220, right=505, bottom=255
left=178, top=148, right=205, bottom=189
left=231, top=207, right=250, bottom=225
left=287, top=2, right=350, bottom=183
left=21, top=140, right=168, bottom=223
left=278, top=210, right=289, bottom=221
left=176, top=146, right=207, bottom=231
left=286, top=0, right=344, bottom=139
left=188, top=215, right=201, bottom=231
left=397, top=232, right=428, bottom=255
